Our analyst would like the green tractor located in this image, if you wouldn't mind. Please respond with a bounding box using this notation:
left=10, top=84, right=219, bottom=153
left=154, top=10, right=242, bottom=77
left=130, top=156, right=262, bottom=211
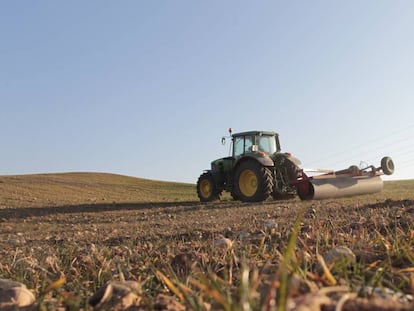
left=196, top=129, right=302, bottom=202
left=197, top=129, right=395, bottom=203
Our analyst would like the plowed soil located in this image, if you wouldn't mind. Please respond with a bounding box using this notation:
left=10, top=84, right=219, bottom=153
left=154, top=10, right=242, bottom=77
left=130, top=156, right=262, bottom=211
left=1, top=173, right=414, bottom=310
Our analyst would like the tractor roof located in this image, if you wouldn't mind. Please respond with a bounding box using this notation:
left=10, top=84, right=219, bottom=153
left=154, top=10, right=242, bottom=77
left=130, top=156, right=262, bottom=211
left=232, top=130, right=278, bottom=137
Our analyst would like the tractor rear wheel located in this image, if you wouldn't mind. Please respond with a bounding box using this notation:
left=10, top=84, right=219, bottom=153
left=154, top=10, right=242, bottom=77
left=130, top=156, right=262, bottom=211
left=233, top=160, right=273, bottom=202
left=197, top=172, right=221, bottom=202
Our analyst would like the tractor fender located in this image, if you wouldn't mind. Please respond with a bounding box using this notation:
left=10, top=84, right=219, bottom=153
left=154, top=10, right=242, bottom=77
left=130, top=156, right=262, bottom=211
left=201, top=168, right=225, bottom=190
left=210, top=169, right=225, bottom=185
left=272, top=152, right=302, bottom=166
left=202, top=169, right=222, bottom=185
left=234, top=154, right=274, bottom=169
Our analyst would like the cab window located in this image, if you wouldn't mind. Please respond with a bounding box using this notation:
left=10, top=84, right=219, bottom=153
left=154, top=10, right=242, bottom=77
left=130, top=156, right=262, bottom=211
left=257, top=135, right=277, bottom=154
left=234, top=136, right=253, bottom=157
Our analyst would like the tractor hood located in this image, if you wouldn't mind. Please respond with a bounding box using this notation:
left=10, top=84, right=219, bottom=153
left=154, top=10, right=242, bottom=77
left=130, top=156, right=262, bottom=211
left=210, top=157, right=234, bottom=172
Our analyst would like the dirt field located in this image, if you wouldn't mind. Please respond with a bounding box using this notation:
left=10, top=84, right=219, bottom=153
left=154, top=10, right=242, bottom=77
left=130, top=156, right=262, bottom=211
left=1, top=173, right=414, bottom=310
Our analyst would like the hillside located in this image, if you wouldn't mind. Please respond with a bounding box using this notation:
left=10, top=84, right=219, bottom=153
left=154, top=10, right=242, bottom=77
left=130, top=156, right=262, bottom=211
left=1, top=172, right=413, bottom=209
left=0, top=172, right=197, bottom=208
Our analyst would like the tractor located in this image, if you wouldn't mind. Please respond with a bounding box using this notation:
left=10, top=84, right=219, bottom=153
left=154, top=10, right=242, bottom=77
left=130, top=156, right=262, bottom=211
left=196, top=129, right=394, bottom=202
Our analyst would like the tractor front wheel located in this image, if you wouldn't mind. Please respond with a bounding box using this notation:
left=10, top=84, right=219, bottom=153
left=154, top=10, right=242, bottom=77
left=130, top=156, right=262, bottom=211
left=197, top=172, right=221, bottom=202
left=233, top=160, right=273, bottom=202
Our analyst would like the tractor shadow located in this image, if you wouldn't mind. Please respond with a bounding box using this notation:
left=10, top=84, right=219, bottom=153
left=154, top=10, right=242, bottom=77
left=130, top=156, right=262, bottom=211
left=0, top=201, right=195, bottom=220
left=0, top=200, right=244, bottom=220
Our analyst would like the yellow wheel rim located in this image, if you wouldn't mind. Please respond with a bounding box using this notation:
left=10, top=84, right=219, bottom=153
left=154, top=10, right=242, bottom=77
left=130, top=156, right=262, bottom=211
left=239, top=169, right=258, bottom=197
left=200, top=179, right=212, bottom=198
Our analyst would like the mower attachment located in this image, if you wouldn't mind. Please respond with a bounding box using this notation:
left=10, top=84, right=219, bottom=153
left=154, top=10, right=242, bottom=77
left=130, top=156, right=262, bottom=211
left=295, top=157, right=394, bottom=200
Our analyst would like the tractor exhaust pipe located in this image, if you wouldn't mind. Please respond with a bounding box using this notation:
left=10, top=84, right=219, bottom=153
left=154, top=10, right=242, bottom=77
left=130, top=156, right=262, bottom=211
left=295, top=156, right=394, bottom=200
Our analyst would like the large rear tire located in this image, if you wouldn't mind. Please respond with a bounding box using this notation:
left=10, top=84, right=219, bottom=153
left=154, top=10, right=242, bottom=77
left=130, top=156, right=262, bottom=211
left=197, top=173, right=221, bottom=202
left=233, top=160, right=273, bottom=202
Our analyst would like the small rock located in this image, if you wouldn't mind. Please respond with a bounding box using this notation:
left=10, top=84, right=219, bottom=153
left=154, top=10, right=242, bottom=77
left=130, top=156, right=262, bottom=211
left=171, top=252, right=196, bottom=276
left=154, top=294, right=185, bottom=311
left=237, top=231, right=251, bottom=241
left=318, top=246, right=356, bottom=274
left=213, top=238, right=233, bottom=249
left=263, top=220, right=277, bottom=229
left=304, top=207, right=316, bottom=219
left=287, top=291, right=332, bottom=311
left=298, top=250, right=312, bottom=265
left=288, top=274, right=318, bottom=298
left=0, top=278, right=25, bottom=290
left=89, top=280, right=142, bottom=310
left=358, top=286, right=413, bottom=303
left=0, top=279, right=35, bottom=308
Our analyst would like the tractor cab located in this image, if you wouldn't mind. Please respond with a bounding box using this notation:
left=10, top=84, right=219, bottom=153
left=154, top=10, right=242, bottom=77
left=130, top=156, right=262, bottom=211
left=231, top=131, right=281, bottom=158
left=215, top=131, right=282, bottom=177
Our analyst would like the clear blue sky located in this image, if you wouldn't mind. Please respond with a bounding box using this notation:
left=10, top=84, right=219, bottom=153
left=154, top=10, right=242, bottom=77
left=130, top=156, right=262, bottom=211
left=1, top=1, right=414, bottom=183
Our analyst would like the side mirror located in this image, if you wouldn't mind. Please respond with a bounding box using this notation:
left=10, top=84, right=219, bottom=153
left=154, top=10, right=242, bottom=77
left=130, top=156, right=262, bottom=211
left=221, top=137, right=226, bottom=145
